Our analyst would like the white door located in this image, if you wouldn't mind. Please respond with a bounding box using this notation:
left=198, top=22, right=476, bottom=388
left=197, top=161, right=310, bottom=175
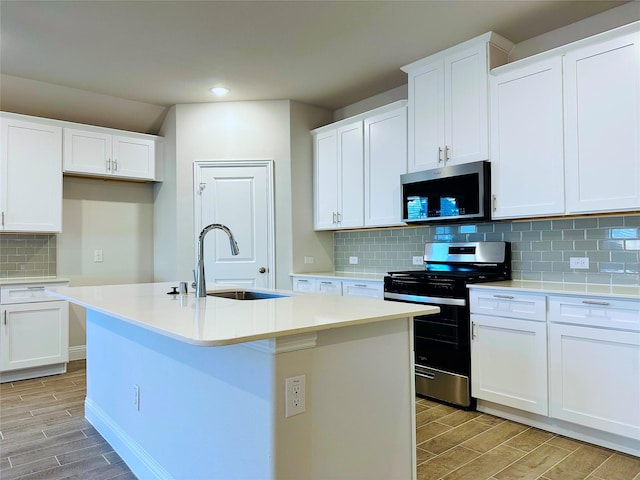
left=194, top=160, right=274, bottom=289
left=407, top=59, right=444, bottom=172
left=364, top=106, right=407, bottom=227
left=445, top=43, right=489, bottom=165
left=564, top=32, right=640, bottom=214
left=490, top=57, right=565, bottom=219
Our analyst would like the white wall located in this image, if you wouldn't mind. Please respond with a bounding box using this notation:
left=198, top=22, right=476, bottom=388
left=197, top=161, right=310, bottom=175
left=0, top=74, right=167, bottom=134
left=153, top=100, right=333, bottom=289
left=510, top=3, right=640, bottom=60
left=59, top=176, right=155, bottom=347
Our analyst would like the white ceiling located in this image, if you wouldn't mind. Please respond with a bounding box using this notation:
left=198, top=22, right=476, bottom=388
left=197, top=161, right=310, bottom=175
left=0, top=0, right=632, bottom=133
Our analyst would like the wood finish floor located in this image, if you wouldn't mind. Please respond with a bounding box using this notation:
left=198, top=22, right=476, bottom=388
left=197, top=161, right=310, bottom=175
left=1, top=361, right=639, bottom=480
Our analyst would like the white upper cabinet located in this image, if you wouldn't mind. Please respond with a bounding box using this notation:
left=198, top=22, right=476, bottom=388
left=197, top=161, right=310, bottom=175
left=364, top=105, right=407, bottom=227
left=64, top=127, right=159, bottom=181
left=312, top=101, right=407, bottom=231
left=564, top=31, right=640, bottom=214
left=0, top=117, right=62, bottom=232
left=402, top=32, right=513, bottom=172
left=490, top=57, right=565, bottom=219
left=313, top=121, right=364, bottom=230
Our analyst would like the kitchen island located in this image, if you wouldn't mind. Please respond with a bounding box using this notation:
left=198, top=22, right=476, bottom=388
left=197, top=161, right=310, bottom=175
left=47, top=282, right=438, bottom=480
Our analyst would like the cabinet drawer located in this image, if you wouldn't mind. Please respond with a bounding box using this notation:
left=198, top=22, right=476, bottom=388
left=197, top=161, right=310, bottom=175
left=469, top=290, right=546, bottom=321
left=292, top=277, right=342, bottom=295
left=292, top=277, right=318, bottom=293
left=1, top=282, right=68, bottom=305
left=342, top=280, right=383, bottom=299
left=549, top=295, right=640, bottom=331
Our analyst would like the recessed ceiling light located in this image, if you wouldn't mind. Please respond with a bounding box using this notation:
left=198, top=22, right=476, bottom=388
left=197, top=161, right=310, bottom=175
left=210, top=87, right=229, bottom=96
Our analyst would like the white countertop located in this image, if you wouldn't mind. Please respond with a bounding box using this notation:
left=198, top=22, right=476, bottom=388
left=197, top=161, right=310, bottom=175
left=468, top=280, right=640, bottom=300
left=46, top=282, right=438, bottom=346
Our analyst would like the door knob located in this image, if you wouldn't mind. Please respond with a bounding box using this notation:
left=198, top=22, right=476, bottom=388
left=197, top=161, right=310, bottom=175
left=259, top=267, right=267, bottom=273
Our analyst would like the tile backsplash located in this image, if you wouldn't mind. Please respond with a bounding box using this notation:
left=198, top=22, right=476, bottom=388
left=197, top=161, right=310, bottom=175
left=334, top=214, right=640, bottom=285
left=0, top=234, right=57, bottom=279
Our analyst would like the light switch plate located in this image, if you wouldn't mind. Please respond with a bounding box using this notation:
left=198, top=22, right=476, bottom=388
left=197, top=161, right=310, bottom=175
left=349, top=256, right=358, bottom=265
left=569, top=257, right=589, bottom=269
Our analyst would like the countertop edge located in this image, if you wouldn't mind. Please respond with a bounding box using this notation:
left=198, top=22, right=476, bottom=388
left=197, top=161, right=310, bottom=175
left=467, top=280, right=640, bottom=300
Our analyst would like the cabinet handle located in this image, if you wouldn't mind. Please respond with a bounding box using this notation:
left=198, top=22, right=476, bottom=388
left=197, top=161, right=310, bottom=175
left=492, top=194, right=497, bottom=212
left=320, top=281, right=333, bottom=285
left=297, top=279, right=309, bottom=283
left=471, top=321, right=476, bottom=339
left=438, top=147, right=443, bottom=163
left=444, top=145, right=450, bottom=162
left=493, top=294, right=514, bottom=299
left=337, top=212, right=341, bottom=223
left=113, top=159, right=118, bottom=172
left=332, top=212, right=337, bottom=224
left=354, top=284, right=367, bottom=288
left=106, top=159, right=111, bottom=172
left=1, top=211, right=4, bottom=227
left=582, top=300, right=611, bottom=306
left=3, top=311, right=6, bottom=326
left=27, top=286, right=45, bottom=291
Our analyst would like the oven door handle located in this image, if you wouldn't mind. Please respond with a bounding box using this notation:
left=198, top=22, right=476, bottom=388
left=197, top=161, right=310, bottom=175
left=415, top=371, right=436, bottom=380
left=384, top=292, right=466, bottom=307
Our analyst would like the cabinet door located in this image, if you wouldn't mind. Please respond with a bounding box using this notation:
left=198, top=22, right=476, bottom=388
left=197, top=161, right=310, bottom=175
left=471, top=314, right=548, bottom=415
left=445, top=43, right=489, bottom=165
left=407, top=59, right=444, bottom=172
left=564, top=32, right=640, bottom=214
left=364, top=107, right=407, bottom=227
left=490, top=57, right=565, bottom=219
left=0, top=118, right=62, bottom=232
left=63, top=128, right=111, bottom=176
left=1, top=301, right=69, bottom=372
left=549, top=323, right=640, bottom=439
left=337, top=122, right=364, bottom=229
left=113, top=135, right=155, bottom=180
left=313, top=130, right=339, bottom=230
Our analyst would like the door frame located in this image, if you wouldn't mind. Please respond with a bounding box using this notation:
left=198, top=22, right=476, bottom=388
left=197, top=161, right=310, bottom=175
left=193, top=159, right=276, bottom=288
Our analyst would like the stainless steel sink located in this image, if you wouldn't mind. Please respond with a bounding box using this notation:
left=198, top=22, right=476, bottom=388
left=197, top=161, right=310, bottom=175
left=206, top=290, right=288, bottom=300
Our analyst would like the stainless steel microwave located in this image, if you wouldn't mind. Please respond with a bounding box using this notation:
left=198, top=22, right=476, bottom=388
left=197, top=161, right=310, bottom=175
left=401, top=161, right=491, bottom=224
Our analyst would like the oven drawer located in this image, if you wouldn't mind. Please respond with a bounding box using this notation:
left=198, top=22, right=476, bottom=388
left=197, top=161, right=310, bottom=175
left=469, top=289, right=546, bottom=321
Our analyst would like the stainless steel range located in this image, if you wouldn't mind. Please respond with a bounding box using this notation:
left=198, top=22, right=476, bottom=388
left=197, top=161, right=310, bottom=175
left=384, top=242, right=511, bottom=408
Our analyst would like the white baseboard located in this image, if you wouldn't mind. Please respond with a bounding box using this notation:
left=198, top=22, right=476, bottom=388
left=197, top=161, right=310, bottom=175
left=68, top=345, right=86, bottom=361
left=85, top=398, right=172, bottom=480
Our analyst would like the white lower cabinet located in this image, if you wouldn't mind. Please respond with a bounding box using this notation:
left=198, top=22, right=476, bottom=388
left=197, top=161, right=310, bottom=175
left=292, top=276, right=383, bottom=299
left=470, top=291, right=548, bottom=415
left=0, top=283, right=69, bottom=382
left=548, top=295, right=640, bottom=440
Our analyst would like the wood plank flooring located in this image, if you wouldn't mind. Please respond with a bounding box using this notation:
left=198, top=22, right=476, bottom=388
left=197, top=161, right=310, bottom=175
left=1, top=361, right=639, bottom=479
left=0, top=360, right=135, bottom=480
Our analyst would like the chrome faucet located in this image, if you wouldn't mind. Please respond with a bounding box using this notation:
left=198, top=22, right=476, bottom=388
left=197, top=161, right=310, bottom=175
left=195, top=224, right=240, bottom=297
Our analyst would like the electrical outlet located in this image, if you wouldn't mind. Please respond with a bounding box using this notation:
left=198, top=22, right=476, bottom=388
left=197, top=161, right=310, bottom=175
left=133, top=384, right=140, bottom=411
left=569, top=257, right=589, bottom=269
left=349, top=256, right=358, bottom=265
left=304, top=256, right=314, bottom=264
left=412, top=256, right=423, bottom=265
left=285, top=375, right=305, bottom=418
left=94, top=249, right=103, bottom=263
